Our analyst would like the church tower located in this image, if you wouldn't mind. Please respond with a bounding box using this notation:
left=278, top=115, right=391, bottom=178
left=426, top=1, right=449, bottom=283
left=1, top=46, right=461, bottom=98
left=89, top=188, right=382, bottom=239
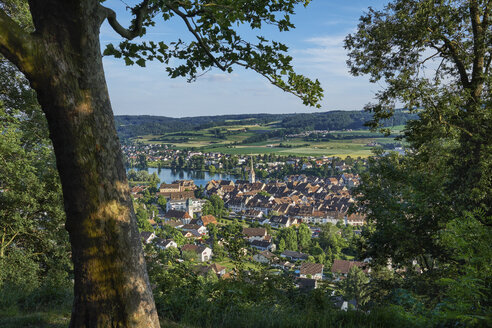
left=249, top=156, right=256, bottom=183
left=186, top=198, right=194, bottom=218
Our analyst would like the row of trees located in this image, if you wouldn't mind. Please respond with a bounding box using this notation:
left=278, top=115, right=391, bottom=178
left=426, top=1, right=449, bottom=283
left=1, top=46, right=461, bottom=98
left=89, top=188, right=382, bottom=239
left=274, top=223, right=359, bottom=267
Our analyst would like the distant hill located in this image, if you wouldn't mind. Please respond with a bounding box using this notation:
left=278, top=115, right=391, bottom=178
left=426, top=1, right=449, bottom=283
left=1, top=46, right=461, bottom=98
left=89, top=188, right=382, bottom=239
left=114, top=110, right=416, bottom=140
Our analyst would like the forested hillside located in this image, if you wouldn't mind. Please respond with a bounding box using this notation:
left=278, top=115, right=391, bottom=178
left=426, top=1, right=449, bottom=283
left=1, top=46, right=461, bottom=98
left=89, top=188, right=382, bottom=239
left=114, top=110, right=416, bottom=140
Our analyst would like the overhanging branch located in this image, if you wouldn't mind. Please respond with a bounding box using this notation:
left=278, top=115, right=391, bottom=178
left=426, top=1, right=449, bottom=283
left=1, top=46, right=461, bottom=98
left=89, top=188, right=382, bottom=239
left=100, top=0, right=150, bottom=40
left=168, top=5, right=227, bottom=71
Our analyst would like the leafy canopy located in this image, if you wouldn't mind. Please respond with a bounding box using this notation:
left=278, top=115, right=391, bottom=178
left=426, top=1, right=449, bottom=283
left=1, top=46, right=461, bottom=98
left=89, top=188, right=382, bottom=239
left=346, top=0, right=491, bottom=323
left=102, top=0, right=323, bottom=107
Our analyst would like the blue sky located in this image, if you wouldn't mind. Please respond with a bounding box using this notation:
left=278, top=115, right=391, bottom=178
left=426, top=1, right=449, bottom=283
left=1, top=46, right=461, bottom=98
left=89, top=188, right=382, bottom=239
left=100, top=0, right=388, bottom=117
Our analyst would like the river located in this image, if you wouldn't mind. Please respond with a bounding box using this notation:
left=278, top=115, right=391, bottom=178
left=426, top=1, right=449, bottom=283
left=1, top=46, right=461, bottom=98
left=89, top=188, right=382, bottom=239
left=131, top=167, right=240, bottom=187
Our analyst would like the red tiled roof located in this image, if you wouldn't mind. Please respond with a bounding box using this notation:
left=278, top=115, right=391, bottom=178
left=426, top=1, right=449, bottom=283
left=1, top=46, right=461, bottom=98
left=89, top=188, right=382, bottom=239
left=201, top=215, right=217, bottom=226
left=331, top=259, right=366, bottom=274
left=300, top=262, right=324, bottom=275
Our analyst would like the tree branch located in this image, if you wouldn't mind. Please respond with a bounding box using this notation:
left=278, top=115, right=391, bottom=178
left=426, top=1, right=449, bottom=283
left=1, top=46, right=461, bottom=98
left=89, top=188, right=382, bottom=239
left=469, top=0, right=485, bottom=90
left=484, top=53, right=491, bottom=77
left=168, top=5, right=227, bottom=71
left=427, top=27, right=470, bottom=89
left=420, top=51, right=440, bottom=65
left=0, top=228, right=20, bottom=258
left=99, top=0, right=150, bottom=40
left=0, top=8, right=37, bottom=75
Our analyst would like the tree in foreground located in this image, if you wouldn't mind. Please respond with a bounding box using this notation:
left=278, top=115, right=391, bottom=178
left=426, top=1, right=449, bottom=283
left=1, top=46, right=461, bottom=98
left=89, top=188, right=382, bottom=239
left=338, top=266, right=369, bottom=310
left=346, top=0, right=491, bottom=323
left=0, top=0, right=322, bottom=327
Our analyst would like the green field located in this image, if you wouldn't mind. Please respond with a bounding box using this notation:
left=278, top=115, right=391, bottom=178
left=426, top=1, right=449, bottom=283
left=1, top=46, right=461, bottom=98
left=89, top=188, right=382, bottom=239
left=135, top=122, right=404, bottom=158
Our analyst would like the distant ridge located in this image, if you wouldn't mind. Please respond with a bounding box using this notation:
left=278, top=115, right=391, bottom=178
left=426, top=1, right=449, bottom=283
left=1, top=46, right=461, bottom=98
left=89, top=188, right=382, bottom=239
left=114, top=110, right=415, bottom=140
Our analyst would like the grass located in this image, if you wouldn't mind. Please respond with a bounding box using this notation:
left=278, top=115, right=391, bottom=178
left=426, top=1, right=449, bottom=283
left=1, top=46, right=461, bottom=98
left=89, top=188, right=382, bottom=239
left=172, top=302, right=424, bottom=328
left=0, top=309, right=70, bottom=328
left=0, top=305, right=423, bottom=328
left=214, top=258, right=260, bottom=271
left=0, top=311, right=188, bottom=328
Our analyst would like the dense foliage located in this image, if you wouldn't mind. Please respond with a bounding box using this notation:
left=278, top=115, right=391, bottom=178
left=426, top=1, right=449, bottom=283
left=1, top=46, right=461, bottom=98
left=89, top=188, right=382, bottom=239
left=347, top=0, right=491, bottom=325
left=0, top=60, right=72, bottom=315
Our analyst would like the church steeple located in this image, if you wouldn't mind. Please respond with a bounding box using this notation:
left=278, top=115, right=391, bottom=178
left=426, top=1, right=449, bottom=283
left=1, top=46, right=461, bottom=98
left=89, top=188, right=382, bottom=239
left=249, top=156, right=256, bottom=183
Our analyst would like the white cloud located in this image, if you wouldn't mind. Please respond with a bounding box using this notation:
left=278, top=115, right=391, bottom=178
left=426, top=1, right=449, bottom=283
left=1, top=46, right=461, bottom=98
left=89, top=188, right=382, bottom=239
left=293, top=34, right=352, bottom=77
left=203, top=73, right=233, bottom=82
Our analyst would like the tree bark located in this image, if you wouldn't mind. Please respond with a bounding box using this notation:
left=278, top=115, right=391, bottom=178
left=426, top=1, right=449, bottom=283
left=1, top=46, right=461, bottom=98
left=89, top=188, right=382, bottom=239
left=3, top=1, right=161, bottom=327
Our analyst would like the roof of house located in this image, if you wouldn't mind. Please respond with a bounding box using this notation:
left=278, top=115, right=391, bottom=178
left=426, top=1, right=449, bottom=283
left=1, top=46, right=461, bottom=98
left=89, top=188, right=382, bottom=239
left=165, top=210, right=191, bottom=219
left=242, top=227, right=267, bottom=238
left=140, top=231, right=154, bottom=240
left=201, top=215, right=217, bottom=226
left=181, top=224, right=203, bottom=231
left=182, top=230, right=202, bottom=238
left=250, top=240, right=272, bottom=248
left=210, top=263, right=226, bottom=274
left=300, top=262, right=324, bottom=276
left=181, top=244, right=209, bottom=253
left=154, top=238, right=175, bottom=247
left=331, top=259, right=366, bottom=274
left=160, top=183, right=180, bottom=189
left=281, top=250, right=309, bottom=260
left=257, top=250, right=277, bottom=260
left=162, top=219, right=182, bottom=228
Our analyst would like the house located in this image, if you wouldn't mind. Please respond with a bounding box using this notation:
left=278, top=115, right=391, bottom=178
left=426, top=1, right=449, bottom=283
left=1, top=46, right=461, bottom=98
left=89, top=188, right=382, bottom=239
left=154, top=238, right=178, bottom=250
left=198, top=215, right=217, bottom=227
left=328, top=177, right=339, bottom=186
left=181, top=224, right=207, bottom=235
left=158, top=190, right=196, bottom=200
left=159, top=183, right=181, bottom=193
left=162, top=219, right=183, bottom=229
left=182, top=230, right=202, bottom=239
left=166, top=198, right=206, bottom=217
left=302, top=163, right=313, bottom=170
left=299, top=262, right=324, bottom=280
left=250, top=239, right=276, bottom=252
left=140, top=231, right=156, bottom=244
left=163, top=210, right=192, bottom=224
left=242, top=227, right=267, bottom=241
left=269, top=216, right=297, bottom=228
left=181, top=244, right=213, bottom=262
left=173, top=179, right=197, bottom=191
left=209, top=263, right=227, bottom=277
left=296, top=278, right=318, bottom=290
left=253, top=250, right=278, bottom=264
left=344, top=213, right=366, bottom=226
left=281, top=250, right=309, bottom=262
left=242, top=209, right=263, bottom=220
left=272, top=260, right=295, bottom=271
left=331, top=259, right=368, bottom=277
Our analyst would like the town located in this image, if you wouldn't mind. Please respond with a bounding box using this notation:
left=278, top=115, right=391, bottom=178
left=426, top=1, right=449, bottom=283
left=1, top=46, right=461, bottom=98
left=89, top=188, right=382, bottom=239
left=129, top=145, right=370, bottom=310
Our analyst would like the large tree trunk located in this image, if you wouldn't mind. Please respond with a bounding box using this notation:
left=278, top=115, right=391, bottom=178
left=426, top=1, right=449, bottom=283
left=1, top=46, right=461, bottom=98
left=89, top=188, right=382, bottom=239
left=19, top=1, right=160, bottom=327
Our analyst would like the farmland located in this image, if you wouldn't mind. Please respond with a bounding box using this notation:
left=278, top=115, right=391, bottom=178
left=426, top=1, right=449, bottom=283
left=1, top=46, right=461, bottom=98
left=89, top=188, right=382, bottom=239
left=133, top=121, right=403, bottom=158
